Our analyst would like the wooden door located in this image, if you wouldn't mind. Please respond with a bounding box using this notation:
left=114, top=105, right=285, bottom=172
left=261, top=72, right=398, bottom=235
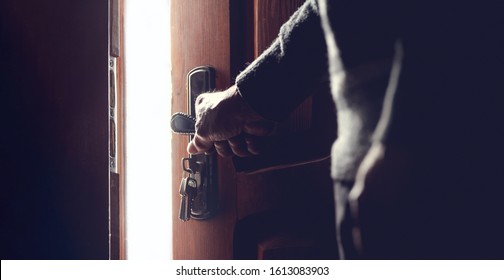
left=171, top=0, right=236, bottom=260
left=171, top=0, right=337, bottom=260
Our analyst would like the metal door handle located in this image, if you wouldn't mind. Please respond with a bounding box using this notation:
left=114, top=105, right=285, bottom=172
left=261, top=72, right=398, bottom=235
left=171, top=66, right=218, bottom=221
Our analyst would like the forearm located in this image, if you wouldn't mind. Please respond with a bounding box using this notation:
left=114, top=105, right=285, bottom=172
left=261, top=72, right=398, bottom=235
left=235, top=0, right=327, bottom=121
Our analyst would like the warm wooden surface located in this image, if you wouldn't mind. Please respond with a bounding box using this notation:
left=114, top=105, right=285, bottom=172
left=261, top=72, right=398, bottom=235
left=171, top=0, right=237, bottom=260
left=255, top=0, right=312, bottom=132
left=117, top=0, right=126, bottom=260
left=254, top=0, right=306, bottom=58
left=171, top=0, right=337, bottom=260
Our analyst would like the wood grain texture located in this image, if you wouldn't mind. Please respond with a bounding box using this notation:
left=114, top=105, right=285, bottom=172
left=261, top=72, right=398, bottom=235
left=254, top=0, right=306, bottom=58
left=171, top=0, right=337, bottom=260
left=255, top=0, right=312, bottom=132
left=171, top=0, right=237, bottom=260
left=117, top=0, right=126, bottom=260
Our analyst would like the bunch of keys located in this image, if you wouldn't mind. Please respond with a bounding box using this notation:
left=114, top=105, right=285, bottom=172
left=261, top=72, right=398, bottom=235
left=178, top=157, right=202, bottom=221
left=179, top=176, right=198, bottom=221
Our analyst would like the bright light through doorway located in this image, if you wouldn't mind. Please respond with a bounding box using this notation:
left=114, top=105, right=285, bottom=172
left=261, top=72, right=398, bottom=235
left=124, top=0, right=172, bottom=259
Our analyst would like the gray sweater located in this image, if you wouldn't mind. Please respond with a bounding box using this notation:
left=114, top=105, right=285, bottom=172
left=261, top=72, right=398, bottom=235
left=235, top=0, right=504, bottom=258
left=236, top=0, right=394, bottom=181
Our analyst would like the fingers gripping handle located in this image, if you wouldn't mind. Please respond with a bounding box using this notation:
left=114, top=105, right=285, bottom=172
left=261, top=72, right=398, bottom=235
left=171, top=66, right=218, bottom=222
left=171, top=65, right=215, bottom=136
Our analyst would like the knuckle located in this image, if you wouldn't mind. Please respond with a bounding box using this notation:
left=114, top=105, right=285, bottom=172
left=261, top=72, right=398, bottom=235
left=195, top=94, right=208, bottom=108
left=195, top=123, right=209, bottom=138
left=195, top=94, right=205, bottom=104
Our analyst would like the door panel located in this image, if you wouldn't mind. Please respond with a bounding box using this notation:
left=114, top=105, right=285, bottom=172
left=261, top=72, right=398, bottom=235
left=171, top=0, right=337, bottom=260
left=171, top=0, right=236, bottom=260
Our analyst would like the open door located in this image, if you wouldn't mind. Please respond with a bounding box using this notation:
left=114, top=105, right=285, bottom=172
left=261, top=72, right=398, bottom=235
left=171, top=0, right=337, bottom=260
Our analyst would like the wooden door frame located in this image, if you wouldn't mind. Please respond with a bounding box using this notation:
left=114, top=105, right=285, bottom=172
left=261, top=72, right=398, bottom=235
left=109, top=0, right=126, bottom=260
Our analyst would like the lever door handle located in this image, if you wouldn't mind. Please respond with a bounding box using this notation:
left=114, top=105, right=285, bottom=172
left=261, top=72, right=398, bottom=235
left=171, top=66, right=218, bottom=221
left=170, top=113, right=196, bottom=135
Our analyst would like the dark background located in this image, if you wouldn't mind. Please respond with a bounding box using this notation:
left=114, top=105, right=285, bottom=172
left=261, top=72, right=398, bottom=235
left=1, top=0, right=109, bottom=259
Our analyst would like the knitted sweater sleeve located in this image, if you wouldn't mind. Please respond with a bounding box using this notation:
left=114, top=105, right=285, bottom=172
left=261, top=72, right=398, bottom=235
left=235, top=0, right=327, bottom=121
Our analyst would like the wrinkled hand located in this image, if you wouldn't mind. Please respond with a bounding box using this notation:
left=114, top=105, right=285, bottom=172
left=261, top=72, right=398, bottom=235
left=187, top=85, right=276, bottom=157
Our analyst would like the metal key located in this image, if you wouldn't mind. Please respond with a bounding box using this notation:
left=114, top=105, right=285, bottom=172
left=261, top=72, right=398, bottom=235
left=179, top=196, right=190, bottom=221
left=179, top=177, right=191, bottom=221
left=178, top=176, right=198, bottom=222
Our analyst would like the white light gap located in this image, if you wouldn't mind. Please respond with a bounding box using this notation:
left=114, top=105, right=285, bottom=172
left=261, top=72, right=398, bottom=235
left=124, top=0, right=172, bottom=259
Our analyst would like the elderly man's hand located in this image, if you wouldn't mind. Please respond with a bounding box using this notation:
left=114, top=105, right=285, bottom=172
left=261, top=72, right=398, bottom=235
left=187, top=85, right=276, bottom=157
